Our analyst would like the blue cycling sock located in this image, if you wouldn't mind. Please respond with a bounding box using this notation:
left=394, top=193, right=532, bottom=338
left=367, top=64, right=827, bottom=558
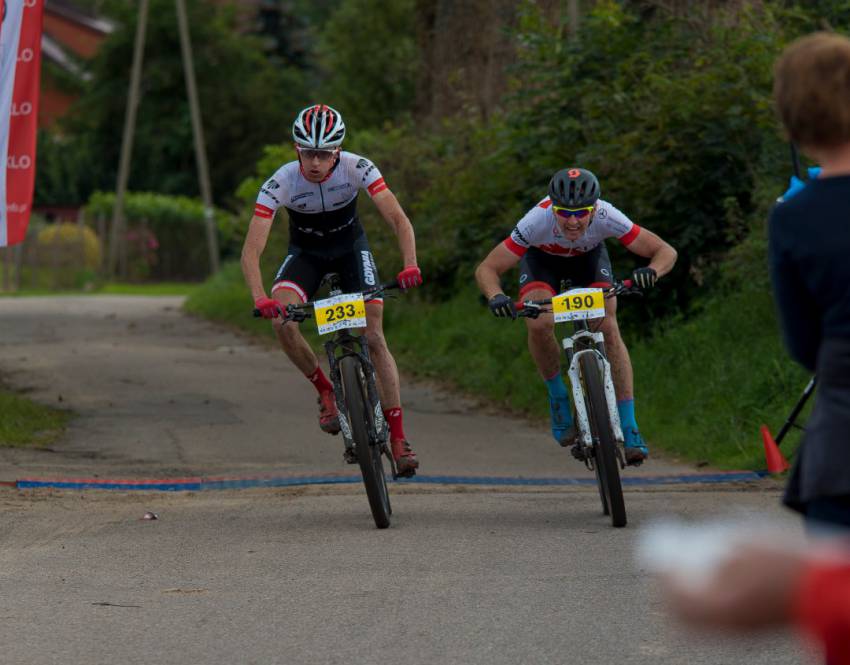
left=544, top=372, right=573, bottom=442
left=617, top=399, right=645, bottom=448
left=545, top=372, right=569, bottom=400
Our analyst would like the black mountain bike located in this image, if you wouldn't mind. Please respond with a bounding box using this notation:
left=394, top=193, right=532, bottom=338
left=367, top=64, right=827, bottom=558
left=517, top=279, right=642, bottom=528
left=255, top=275, right=401, bottom=529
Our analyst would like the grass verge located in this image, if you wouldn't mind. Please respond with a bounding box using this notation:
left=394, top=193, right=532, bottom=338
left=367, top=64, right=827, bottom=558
left=1, top=282, right=199, bottom=297
left=0, top=390, right=71, bottom=448
left=186, top=260, right=807, bottom=470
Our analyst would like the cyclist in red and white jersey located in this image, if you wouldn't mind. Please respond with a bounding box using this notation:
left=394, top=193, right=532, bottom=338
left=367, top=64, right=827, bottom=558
left=475, top=168, right=677, bottom=464
left=241, top=104, right=422, bottom=476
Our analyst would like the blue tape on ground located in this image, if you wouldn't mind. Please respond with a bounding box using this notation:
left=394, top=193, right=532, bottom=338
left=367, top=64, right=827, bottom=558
left=14, top=471, right=769, bottom=492
left=16, top=480, right=204, bottom=491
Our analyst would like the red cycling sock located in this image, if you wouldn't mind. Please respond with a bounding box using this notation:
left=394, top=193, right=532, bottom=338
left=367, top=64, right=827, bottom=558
left=384, top=407, right=406, bottom=442
left=307, top=365, right=333, bottom=395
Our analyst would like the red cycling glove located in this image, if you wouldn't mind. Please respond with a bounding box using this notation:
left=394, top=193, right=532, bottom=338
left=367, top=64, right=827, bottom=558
left=397, top=266, right=423, bottom=290
left=254, top=296, right=282, bottom=319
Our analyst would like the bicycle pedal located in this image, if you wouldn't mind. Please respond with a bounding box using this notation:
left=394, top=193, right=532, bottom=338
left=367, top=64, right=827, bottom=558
left=570, top=444, right=588, bottom=462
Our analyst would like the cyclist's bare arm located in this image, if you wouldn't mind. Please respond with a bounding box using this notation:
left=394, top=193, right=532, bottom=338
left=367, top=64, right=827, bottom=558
left=625, top=228, right=677, bottom=278
left=241, top=215, right=274, bottom=300
left=475, top=244, right=522, bottom=299
left=372, top=189, right=418, bottom=267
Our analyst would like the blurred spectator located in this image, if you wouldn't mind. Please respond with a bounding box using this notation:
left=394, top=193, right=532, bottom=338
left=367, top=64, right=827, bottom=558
left=657, top=32, right=850, bottom=664
left=662, top=544, right=850, bottom=664
left=769, top=31, right=850, bottom=528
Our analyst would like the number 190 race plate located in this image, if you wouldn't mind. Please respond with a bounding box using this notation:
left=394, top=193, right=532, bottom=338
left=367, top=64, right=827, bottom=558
left=314, top=293, right=367, bottom=335
left=551, top=288, right=605, bottom=323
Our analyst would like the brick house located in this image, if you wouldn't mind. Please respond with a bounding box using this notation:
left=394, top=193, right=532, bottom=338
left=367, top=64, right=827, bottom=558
left=40, top=0, right=114, bottom=129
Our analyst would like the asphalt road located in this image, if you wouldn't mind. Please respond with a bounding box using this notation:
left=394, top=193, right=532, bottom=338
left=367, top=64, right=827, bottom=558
left=0, top=297, right=814, bottom=664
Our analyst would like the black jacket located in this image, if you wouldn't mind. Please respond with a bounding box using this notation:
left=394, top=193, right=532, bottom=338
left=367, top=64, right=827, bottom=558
left=768, top=175, right=850, bottom=510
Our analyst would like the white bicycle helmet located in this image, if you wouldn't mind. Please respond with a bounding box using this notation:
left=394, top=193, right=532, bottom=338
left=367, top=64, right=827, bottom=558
left=292, top=104, right=346, bottom=149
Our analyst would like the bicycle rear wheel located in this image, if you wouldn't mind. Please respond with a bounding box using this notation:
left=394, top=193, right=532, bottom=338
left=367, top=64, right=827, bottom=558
left=579, top=353, right=627, bottom=528
left=340, top=355, right=391, bottom=529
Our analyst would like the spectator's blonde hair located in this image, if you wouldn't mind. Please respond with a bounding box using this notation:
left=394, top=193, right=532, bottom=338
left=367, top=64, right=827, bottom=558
left=774, top=32, right=850, bottom=150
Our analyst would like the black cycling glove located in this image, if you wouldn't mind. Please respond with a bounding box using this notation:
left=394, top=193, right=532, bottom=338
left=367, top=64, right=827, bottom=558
left=632, top=267, right=658, bottom=289
left=488, top=293, right=517, bottom=319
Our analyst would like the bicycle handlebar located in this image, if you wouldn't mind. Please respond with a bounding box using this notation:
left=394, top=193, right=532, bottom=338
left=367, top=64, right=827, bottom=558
left=252, top=279, right=401, bottom=321
left=514, top=279, right=640, bottom=318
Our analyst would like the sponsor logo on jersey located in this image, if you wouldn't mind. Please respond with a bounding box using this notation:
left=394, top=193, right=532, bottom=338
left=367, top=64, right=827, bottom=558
left=361, top=251, right=376, bottom=286
left=328, top=183, right=351, bottom=192
left=260, top=189, right=280, bottom=204
left=363, top=165, right=376, bottom=178
left=512, top=227, right=529, bottom=246
left=596, top=207, right=608, bottom=219
left=356, top=158, right=369, bottom=169
left=292, top=191, right=314, bottom=202
left=264, top=179, right=281, bottom=190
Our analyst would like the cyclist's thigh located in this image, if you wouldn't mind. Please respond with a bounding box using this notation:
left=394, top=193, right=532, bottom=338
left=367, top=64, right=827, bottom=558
left=519, top=248, right=559, bottom=302
left=335, top=233, right=383, bottom=303
left=583, top=245, right=618, bottom=324
left=518, top=250, right=558, bottom=331
left=271, top=246, right=324, bottom=303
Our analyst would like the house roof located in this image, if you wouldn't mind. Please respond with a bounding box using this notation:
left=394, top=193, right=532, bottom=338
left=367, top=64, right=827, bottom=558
left=42, top=32, right=90, bottom=80
left=45, top=0, right=116, bottom=35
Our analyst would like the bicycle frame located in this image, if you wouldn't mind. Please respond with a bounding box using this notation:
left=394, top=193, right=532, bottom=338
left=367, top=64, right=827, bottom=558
left=562, top=321, right=625, bottom=464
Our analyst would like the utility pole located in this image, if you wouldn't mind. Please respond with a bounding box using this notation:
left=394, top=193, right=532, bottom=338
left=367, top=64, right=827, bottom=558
left=175, top=0, right=219, bottom=274
left=568, top=0, right=580, bottom=42
left=108, top=0, right=149, bottom=278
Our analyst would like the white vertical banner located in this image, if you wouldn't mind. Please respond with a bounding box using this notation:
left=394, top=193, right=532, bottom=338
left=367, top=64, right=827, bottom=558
left=1, top=0, right=43, bottom=247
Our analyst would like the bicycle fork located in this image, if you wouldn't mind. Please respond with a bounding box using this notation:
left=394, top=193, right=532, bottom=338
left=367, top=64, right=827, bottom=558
left=325, top=333, right=390, bottom=461
left=563, top=333, right=625, bottom=468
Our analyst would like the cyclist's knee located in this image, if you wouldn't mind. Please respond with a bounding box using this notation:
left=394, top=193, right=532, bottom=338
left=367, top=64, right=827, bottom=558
left=273, top=318, right=302, bottom=346
left=526, top=316, right=553, bottom=338
left=364, top=328, right=388, bottom=354
left=598, top=310, right=620, bottom=334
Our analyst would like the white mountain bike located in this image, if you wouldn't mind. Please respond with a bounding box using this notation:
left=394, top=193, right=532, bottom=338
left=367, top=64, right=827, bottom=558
left=517, top=279, right=642, bottom=528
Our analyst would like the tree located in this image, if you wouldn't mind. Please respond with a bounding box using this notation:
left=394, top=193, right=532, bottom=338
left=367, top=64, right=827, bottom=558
left=315, top=0, right=417, bottom=128
left=45, top=0, right=311, bottom=207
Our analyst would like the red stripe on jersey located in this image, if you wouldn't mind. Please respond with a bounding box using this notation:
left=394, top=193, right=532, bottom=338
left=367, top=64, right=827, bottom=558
left=619, top=224, right=641, bottom=246
left=367, top=178, right=388, bottom=196
left=254, top=204, right=274, bottom=219
left=503, top=237, right=528, bottom=257
left=538, top=198, right=553, bottom=209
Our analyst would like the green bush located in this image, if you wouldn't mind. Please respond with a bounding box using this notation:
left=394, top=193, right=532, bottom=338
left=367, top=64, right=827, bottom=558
left=84, top=191, right=238, bottom=280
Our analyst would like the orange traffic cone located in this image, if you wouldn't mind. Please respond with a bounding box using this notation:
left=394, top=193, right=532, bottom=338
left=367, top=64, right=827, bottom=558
left=761, top=424, right=790, bottom=474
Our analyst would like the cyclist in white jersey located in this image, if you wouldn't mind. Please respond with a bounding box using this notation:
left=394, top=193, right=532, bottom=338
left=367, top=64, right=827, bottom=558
left=475, top=168, right=677, bottom=464
left=241, top=104, right=422, bottom=476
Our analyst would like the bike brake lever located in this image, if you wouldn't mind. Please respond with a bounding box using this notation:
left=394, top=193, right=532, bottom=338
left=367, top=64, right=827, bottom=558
left=519, top=302, right=544, bottom=319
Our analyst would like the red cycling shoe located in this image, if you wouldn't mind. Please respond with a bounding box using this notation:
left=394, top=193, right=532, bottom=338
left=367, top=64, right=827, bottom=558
left=318, top=391, right=341, bottom=435
left=391, top=439, right=419, bottom=478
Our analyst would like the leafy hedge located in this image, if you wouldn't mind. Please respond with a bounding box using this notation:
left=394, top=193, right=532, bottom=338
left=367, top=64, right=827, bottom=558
left=84, top=191, right=239, bottom=280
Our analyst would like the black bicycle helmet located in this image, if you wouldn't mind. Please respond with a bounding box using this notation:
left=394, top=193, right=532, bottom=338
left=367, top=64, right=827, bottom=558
left=548, top=167, right=601, bottom=207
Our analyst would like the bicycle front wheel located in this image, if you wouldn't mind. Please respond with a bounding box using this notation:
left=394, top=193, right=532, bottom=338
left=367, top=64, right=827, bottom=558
left=340, top=355, right=391, bottom=529
left=579, top=353, right=627, bottom=528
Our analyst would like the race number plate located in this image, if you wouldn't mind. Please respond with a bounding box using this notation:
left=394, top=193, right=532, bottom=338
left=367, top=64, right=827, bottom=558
left=314, top=293, right=367, bottom=335
left=551, top=288, right=605, bottom=323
